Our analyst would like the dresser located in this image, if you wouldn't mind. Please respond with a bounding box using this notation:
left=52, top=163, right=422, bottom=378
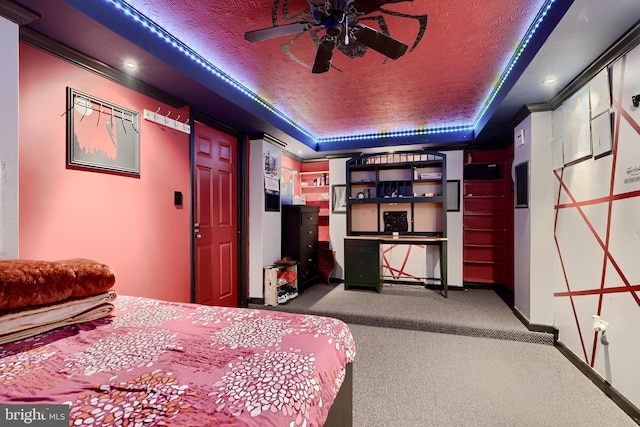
left=281, top=205, right=319, bottom=291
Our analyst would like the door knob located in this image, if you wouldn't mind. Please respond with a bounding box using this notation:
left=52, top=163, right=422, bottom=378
left=195, top=233, right=202, bottom=239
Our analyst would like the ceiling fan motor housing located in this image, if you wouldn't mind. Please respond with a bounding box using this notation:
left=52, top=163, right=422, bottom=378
left=325, top=18, right=343, bottom=36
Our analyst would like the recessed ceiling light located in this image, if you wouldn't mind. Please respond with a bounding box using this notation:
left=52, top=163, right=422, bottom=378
left=124, top=60, right=137, bottom=70
left=543, top=76, right=557, bottom=85
left=297, top=150, right=303, bottom=154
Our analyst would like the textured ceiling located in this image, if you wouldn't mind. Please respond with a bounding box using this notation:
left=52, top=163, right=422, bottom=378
left=121, top=0, right=546, bottom=140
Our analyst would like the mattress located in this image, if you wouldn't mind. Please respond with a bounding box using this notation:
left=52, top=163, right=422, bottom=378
left=0, top=296, right=356, bottom=426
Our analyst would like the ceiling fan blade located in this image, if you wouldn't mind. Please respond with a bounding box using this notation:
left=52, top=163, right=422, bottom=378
left=312, top=37, right=336, bottom=74
left=351, top=24, right=408, bottom=60
left=244, top=22, right=311, bottom=42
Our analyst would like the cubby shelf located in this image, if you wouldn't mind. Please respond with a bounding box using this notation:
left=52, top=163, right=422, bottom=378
left=346, top=151, right=446, bottom=236
left=299, top=165, right=330, bottom=244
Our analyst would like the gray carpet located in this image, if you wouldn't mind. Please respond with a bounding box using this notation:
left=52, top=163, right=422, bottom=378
left=250, top=282, right=639, bottom=426
left=349, top=324, right=637, bottom=427
left=255, top=283, right=553, bottom=344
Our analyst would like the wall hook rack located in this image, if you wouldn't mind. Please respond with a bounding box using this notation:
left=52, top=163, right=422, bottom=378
left=143, top=108, right=191, bottom=134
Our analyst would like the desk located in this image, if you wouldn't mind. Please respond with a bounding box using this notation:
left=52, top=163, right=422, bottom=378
left=344, top=235, right=448, bottom=297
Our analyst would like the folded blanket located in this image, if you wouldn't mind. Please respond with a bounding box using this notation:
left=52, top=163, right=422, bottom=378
left=0, top=259, right=115, bottom=311
left=0, top=291, right=117, bottom=345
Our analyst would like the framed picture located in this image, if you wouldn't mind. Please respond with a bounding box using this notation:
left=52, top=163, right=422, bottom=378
left=551, top=136, right=564, bottom=171
left=67, top=87, right=140, bottom=176
left=591, top=111, right=614, bottom=158
left=589, top=68, right=611, bottom=119
left=446, top=180, right=460, bottom=212
left=332, top=184, right=347, bottom=213
left=514, top=161, right=529, bottom=208
left=562, top=85, right=592, bottom=165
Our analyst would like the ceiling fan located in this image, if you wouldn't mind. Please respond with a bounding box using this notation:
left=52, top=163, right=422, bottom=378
left=244, top=0, right=409, bottom=73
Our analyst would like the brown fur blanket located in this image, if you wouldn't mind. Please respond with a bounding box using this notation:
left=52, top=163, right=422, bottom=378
left=0, top=259, right=115, bottom=311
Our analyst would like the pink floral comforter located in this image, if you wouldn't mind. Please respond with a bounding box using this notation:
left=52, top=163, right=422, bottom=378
left=0, top=296, right=356, bottom=426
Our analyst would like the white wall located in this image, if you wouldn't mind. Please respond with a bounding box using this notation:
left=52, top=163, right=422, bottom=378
left=513, top=112, right=555, bottom=326
left=445, top=150, right=463, bottom=287
left=0, top=17, right=19, bottom=259
left=520, top=41, right=640, bottom=410
left=329, top=157, right=347, bottom=280
left=248, top=138, right=283, bottom=299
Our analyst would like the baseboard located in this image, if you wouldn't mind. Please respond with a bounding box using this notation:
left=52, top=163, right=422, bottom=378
left=512, top=306, right=558, bottom=339
left=555, top=341, right=640, bottom=425
left=247, top=297, right=264, bottom=306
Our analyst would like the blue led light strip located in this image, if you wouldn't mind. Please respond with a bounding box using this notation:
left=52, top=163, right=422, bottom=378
left=106, top=0, right=556, bottom=145
left=106, top=0, right=315, bottom=141
left=473, top=0, right=557, bottom=127
left=318, top=125, right=475, bottom=143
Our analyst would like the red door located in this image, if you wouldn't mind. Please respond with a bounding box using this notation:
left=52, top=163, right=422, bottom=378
left=194, top=122, right=238, bottom=307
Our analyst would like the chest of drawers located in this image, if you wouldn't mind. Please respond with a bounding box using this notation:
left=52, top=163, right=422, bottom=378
left=282, top=205, right=319, bottom=291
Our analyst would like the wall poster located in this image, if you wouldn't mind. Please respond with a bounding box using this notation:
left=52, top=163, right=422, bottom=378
left=67, top=87, right=140, bottom=176
left=562, top=85, right=592, bottom=165
left=591, top=111, right=614, bottom=158
left=264, top=149, right=280, bottom=211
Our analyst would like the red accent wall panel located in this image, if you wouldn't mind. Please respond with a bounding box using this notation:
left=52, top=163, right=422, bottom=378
left=18, top=43, right=191, bottom=302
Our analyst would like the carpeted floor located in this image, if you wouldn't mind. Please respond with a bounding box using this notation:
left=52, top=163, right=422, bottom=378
left=255, top=282, right=553, bottom=344
left=250, top=282, right=639, bottom=426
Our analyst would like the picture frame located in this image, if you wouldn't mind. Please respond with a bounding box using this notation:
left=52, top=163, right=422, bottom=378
left=332, top=184, right=347, bottom=213
left=589, top=68, right=611, bottom=119
left=562, top=85, right=592, bottom=165
left=591, top=111, right=614, bottom=158
left=67, top=87, right=140, bottom=176
left=551, top=136, right=564, bottom=171
left=514, top=161, right=529, bottom=208
left=446, top=180, right=460, bottom=212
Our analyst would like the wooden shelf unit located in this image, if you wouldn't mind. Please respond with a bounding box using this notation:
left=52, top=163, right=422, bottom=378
left=346, top=151, right=447, bottom=236
left=462, top=147, right=514, bottom=290
left=263, top=262, right=298, bottom=307
left=299, top=164, right=329, bottom=243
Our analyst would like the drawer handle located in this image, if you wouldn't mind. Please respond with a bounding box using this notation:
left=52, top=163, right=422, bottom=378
left=308, top=258, right=313, bottom=262
left=307, top=244, right=312, bottom=248
left=307, top=230, right=313, bottom=234
left=307, top=216, right=313, bottom=220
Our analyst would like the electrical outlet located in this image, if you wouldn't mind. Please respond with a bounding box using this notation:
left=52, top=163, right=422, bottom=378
left=592, top=315, right=609, bottom=332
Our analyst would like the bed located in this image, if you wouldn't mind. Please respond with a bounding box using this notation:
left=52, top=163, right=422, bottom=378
left=0, top=259, right=355, bottom=426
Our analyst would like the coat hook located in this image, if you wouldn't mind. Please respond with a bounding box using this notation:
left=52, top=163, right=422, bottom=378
left=156, top=107, right=161, bottom=113
left=166, top=110, right=171, bottom=117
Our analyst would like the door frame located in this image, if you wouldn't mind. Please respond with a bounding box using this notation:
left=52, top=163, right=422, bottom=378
left=189, top=110, right=248, bottom=307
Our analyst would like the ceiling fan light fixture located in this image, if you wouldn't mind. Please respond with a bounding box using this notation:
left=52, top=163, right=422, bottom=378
left=325, top=20, right=342, bottom=37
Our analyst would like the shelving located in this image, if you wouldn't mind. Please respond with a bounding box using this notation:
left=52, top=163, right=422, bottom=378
left=462, top=147, right=513, bottom=290
left=346, top=151, right=446, bottom=236
left=299, top=167, right=329, bottom=242
left=263, top=262, right=298, bottom=307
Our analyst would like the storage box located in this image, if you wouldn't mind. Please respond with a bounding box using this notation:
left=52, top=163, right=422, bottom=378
left=420, top=172, right=442, bottom=180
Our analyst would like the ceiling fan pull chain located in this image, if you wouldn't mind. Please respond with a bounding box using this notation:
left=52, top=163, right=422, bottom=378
left=345, top=18, right=349, bottom=44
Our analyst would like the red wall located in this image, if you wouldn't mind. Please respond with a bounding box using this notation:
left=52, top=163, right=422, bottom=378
left=19, top=43, right=191, bottom=302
